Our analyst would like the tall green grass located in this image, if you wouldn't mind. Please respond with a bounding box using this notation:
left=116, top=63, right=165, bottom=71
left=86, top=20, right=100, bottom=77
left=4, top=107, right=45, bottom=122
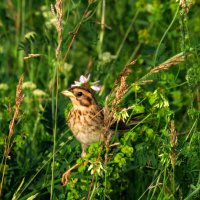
left=0, top=0, right=199, bottom=199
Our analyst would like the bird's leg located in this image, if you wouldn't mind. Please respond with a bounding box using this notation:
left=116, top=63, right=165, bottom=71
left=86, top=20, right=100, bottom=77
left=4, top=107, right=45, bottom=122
left=62, top=143, right=89, bottom=186
left=62, top=163, right=79, bottom=186
left=81, top=143, right=89, bottom=157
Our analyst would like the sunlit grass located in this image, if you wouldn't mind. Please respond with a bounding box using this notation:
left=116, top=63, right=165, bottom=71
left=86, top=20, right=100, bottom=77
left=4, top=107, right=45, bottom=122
left=0, top=0, right=199, bottom=199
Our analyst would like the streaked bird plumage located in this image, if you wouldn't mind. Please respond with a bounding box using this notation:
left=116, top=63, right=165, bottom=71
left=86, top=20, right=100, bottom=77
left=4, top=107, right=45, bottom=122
left=62, top=86, right=105, bottom=157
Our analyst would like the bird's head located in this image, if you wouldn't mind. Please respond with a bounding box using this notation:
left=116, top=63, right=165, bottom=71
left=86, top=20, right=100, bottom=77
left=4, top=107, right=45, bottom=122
left=61, top=86, right=97, bottom=110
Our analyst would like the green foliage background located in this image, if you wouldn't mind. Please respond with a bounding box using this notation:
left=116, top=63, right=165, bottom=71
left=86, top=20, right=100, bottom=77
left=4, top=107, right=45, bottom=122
left=0, top=0, right=200, bottom=199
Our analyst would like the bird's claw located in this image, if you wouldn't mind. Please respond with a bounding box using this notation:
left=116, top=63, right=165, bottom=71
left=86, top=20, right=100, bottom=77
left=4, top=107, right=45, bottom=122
left=62, top=170, right=71, bottom=186
left=61, top=163, right=79, bottom=186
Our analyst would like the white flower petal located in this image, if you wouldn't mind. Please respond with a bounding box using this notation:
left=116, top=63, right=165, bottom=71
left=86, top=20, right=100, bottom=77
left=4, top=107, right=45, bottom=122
left=91, top=85, right=101, bottom=91
left=80, top=75, right=87, bottom=83
left=74, top=81, right=81, bottom=85
left=71, top=81, right=81, bottom=87
left=86, top=74, right=91, bottom=81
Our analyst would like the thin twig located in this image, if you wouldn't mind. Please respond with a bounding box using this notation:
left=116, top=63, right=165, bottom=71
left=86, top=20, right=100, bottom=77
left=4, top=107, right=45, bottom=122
left=63, top=5, right=90, bottom=63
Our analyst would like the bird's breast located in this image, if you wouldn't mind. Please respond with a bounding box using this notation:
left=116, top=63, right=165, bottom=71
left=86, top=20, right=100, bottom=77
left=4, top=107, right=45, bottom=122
left=67, top=108, right=105, bottom=145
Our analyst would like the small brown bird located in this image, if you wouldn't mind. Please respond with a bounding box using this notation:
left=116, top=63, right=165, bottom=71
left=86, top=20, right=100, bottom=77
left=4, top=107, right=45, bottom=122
left=62, top=86, right=105, bottom=157
left=61, top=86, right=142, bottom=185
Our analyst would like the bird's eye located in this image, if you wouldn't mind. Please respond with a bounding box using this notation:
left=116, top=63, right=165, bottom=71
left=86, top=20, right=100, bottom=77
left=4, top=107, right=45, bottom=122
left=77, top=92, right=83, bottom=96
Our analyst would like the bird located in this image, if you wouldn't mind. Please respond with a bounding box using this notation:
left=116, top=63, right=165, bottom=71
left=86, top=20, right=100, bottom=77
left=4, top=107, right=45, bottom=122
left=61, top=85, right=142, bottom=186
left=61, top=86, right=106, bottom=156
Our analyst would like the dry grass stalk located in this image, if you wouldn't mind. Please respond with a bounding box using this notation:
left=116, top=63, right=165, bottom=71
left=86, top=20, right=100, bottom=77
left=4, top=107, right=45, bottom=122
left=140, top=80, right=154, bottom=85
left=23, top=53, right=43, bottom=60
left=88, top=61, right=135, bottom=199
left=150, top=53, right=184, bottom=74
left=170, top=120, right=177, bottom=168
left=103, top=61, right=135, bottom=147
left=179, top=0, right=190, bottom=13
left=87, top=62, right=134, bottom=199
left=62, top=5, right=90, bottom=62
left=0, top=75, right=24, bottom=196
left=96, top=21, right=112, bottom=30
left=88, top=0, right=96, bottom=4
left=51, top=0, right=63, bottom=58
left=8, top=75, right=24, bottom=140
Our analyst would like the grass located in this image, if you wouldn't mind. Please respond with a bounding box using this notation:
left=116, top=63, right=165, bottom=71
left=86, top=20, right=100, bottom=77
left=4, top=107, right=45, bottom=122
left=0, top=0, right=200, bottom=199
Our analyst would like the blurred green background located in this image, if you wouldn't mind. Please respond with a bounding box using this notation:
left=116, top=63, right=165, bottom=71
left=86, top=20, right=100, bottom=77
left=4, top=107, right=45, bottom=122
left=0, top=0, right=200, bottom=199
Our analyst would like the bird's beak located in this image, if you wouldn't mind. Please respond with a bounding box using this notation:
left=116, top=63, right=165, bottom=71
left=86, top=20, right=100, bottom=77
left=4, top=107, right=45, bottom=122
left=61, top=90, right=75, bottom=98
